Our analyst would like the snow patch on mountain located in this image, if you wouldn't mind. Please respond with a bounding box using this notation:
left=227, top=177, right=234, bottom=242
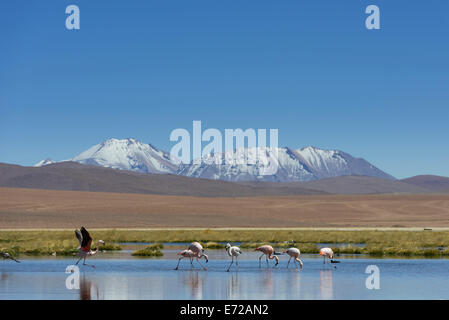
left=34, top=158, right=55, bottom=167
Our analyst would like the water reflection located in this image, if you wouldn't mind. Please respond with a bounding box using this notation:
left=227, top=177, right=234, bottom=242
left=285, top=269, right=301, bottom=299
left=319, top=270, right=333, bottom=299
left=261, top=270, right=274, bottom=298
left=79, top=276, right=100, bottom=300
left=226, top=272, right=239, bottom=299
left=180, top=271, right=203, bottom=299
left=0, top=273, right=10, bottom=281
left=1, top=257, right=449, bottom=299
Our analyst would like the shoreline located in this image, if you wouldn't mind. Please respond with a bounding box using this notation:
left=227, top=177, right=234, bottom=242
left=0, top=227, right=447, bottom=231
left=3, top=228, right=449, bottom=257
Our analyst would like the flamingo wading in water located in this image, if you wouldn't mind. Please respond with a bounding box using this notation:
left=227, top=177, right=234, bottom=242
left=225, top=243, right=242, bottom=272
left=74, top=227, right=105, bottom=268
left=175, top=242, right=208, bottom=270
left=319, top=247, right=336, bottom=268
left=283, top=248, right=303, bottom=269
left=1, top=252, right=20, bottom=263
left=254, top=245, right=279, bottom=267
left=174, top=249, right=198, bottom=270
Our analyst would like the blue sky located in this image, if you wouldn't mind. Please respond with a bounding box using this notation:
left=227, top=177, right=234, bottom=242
left=1, top=0, right=448, bottom=178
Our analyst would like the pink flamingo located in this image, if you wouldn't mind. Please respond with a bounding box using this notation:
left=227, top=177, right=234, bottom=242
left=175, top=242, right=208, bottom=270
left=74, top=227, right=105, bottom=268
left=189, top=242, right=208, bottom=260
left=319, top=247, right=336, bottom=268
left=225, top=243, right=242, bottom=272
left=254, top=245, right=279, bottom=267
left=174, top=249, right=200, bottom=270
left=283, top=248, right=303, bottom=268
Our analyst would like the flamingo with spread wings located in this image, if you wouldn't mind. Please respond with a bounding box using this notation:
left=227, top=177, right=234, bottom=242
left=75, top=227, right=105, bottom=268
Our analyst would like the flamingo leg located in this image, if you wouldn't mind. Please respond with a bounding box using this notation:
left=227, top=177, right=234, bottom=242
left=287, top=257, right=291, bottom=268
left=75, top=257, right=82, bottom=265
left=174, top=257, right=183, bottom=270
left=196, top=258, right=207, bottom=271
left=83, top=256, right=95, bottom=268
left=323, top=256, right=325, bottom=264
left=258, top=253, right=264, bottom=267
left=226, top=256, right=234, bottom=272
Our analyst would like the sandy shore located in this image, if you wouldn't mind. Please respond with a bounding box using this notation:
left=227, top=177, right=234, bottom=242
left=1, top=187, right=449, bottom=229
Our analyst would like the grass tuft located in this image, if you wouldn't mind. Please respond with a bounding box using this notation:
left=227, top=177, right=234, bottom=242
left=132, top=244, right=163, bottom=257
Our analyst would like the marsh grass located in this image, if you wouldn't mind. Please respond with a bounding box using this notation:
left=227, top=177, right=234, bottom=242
left=202, top=242, right=226, bottom=249
left=0, top=231, right=122, bottom=256
left=2, top=229, right=449, bottom=257
left=132, top=244, right=163, bottom=257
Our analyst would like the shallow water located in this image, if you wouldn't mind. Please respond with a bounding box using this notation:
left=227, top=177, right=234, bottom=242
left=1, top=250, right=448, bottom=300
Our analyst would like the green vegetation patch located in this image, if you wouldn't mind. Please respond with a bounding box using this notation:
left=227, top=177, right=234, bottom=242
left=2, top=229, right=449, bottom=257
left=0, top=231, right=122, bottom=257
left=132, top=244, right=163, bottom=257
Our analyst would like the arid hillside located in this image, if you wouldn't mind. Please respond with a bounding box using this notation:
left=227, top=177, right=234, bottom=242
left=1, top=187, right=449, bottom=229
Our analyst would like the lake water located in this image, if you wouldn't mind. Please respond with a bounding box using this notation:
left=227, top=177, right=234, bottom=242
left=1, top=249, right=449, bottom=300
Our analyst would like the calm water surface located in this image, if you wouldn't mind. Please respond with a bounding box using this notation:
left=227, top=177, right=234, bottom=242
left=1, top=249, right=448, bottom=300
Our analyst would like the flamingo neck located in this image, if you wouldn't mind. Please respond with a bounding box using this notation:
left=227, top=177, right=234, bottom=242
left=91, top=241, right=103, bottom=255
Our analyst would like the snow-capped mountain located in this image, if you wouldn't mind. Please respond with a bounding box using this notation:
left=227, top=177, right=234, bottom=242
left=293, top=146, right=394, bottom=180
left=35, top=138, right=394, bottom=181
left=177, top=147, right=316, bottom=182
left=33, top=158, right=55, bottom=167
left=70, top=138, right=180, bottom=174
left=178, top=146, right=394, bottom=182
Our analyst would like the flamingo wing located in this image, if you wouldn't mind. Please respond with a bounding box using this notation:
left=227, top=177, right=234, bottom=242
left=80, top=227, right=92, bottom=250
left=75, top=229, right=83, bottom=245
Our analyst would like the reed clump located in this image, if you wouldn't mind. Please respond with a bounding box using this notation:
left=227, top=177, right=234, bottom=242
left=132, top=244, right=163, bottom=257
left=202, top=242, right=226, bottom=249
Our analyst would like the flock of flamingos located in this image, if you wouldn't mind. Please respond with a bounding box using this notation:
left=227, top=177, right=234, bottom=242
left=1, top=227, right=339, bottom=271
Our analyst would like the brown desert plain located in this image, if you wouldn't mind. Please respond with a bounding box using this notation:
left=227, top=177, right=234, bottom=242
left=1, top=187, right=449, bottom=229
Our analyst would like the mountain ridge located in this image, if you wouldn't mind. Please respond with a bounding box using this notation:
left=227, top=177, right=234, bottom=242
left=2, top=162, right=446, bottom=196
left=35, top=138, right=394, bottom=182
